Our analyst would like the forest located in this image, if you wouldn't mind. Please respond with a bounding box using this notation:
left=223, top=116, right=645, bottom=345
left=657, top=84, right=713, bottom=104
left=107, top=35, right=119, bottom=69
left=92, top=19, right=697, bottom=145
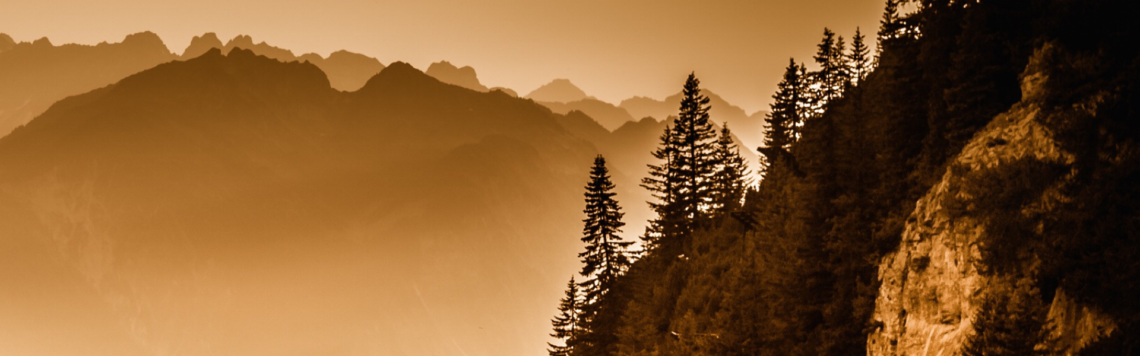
left=549, top=0, right=1140, bottom=355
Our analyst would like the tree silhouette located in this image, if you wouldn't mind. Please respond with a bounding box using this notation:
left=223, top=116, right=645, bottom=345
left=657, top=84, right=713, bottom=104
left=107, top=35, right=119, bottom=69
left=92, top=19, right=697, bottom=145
left=643, top=73, right=719, bottom=255
left=849, top=27, right=871, bottom=85
left=761, top=58, right=807, bottom=176
left=549, top=276, right=581, bottom=356
left=810, top=28, right=849, bottom=113
left=579, top=155, right=633, bottom=313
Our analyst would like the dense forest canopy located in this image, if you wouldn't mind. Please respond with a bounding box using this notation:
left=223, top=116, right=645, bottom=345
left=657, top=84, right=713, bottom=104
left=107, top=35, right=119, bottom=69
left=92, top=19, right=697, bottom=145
left=550, top=0, right=1140, bottom=355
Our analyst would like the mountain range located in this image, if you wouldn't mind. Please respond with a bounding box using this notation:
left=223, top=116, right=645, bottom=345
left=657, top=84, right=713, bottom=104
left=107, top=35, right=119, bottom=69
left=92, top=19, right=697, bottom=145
left=0, top=32, right=176, bottom=136
left=0, top=32, right=765, bottom=356
left=179, top=32, right=385, bottom=91
left=0, top=32, right=385, bottom=137
left=0, top=41, right=762, bottom=355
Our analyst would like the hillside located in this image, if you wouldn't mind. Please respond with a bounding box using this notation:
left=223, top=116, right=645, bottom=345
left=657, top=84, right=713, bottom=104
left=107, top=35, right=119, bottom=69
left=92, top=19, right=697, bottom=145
left=0, top=48, right=636, bottom=356
left=561, top=1, right=1140, bottom=356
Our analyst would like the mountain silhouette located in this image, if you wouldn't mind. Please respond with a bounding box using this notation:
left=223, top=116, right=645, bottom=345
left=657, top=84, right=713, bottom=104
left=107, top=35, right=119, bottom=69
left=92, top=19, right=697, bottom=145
left=0, top=32, right=177, bottom=137
left=425, top=60, right=490, bottom=92
left=541, top=98, right=636, bottom=131
left=0, top=31, right=762, bottom=356
left=0, top=48, right=657, bottom=356
left=526, top=78, right=588, bottom=103
left=180, top=33, right=385, bottom=92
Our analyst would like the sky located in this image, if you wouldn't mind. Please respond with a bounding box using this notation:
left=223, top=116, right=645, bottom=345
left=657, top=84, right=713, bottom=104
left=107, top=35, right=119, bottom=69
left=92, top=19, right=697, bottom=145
left=2, top=0, right=884, bottom=113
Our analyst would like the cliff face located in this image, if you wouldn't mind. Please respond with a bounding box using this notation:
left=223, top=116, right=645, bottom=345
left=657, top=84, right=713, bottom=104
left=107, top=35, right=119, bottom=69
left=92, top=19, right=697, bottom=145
left=867, top=45, right=1117, bottom=356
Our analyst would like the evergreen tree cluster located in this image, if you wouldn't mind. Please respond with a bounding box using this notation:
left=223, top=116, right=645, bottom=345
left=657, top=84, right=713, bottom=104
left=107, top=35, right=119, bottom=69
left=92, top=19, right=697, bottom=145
left=550, top=0, right=1140, bottom=354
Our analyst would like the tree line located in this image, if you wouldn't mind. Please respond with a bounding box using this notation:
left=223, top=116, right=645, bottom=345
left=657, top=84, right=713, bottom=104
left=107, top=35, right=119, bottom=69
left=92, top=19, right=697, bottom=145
left=549, top=0, right=1140, bottom=354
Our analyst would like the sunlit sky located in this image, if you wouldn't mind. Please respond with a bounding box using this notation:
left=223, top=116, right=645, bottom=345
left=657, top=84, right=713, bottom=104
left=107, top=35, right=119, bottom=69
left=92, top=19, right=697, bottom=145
left=3, top=0, right=882, bottom=118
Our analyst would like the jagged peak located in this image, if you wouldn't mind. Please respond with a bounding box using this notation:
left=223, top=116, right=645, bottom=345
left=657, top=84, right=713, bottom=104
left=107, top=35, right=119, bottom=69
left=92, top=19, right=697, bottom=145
left=182, top=32, right=224, bottom=58
left=226, top=34, right=256, bottom=49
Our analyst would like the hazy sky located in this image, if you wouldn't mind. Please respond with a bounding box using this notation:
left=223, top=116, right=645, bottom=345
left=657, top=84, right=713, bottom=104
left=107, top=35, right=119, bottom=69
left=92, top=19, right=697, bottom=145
left=3, top=0, right=883, bottom=113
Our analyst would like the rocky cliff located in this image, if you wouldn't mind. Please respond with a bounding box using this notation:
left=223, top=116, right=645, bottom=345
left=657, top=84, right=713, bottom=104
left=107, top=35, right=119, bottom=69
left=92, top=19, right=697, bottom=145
left=867, top=45, right=1119, bottom=356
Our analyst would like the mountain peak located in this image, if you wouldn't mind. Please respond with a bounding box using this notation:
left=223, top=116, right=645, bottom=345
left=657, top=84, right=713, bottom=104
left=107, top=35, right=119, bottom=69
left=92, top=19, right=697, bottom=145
left=122, top=31, right=163, bottom=46
left=32, top=37, right=52, bottom=47
left=526, top=78, right=587, bottom=103
left=120, top=31, right=171, bottom=55
left=359, top=61, right=431, bottom=91
left=426, top=60, right=489, bottom=92
left=182, top=32, right=224, bottom=59
left=227, top=34, right=256, bottom=49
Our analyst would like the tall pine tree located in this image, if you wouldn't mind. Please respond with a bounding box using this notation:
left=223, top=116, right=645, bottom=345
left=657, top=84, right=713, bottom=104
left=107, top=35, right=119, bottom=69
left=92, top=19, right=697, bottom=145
left=876, top=0, right=901, bottom=60
left=579, top=155, right=633, bottom=316
left=577, top=155, right=634, bottom=356
left=672, top=73, right=720, bottom=229
left=848, top=27, right=871, bottom=86
left=810, top=28, right=848, bottom=117
left=644, top=73, right=719, bottom=256
left=549, top=277, right=581, bottom=356
left=761, top=58, right=807, bottom=176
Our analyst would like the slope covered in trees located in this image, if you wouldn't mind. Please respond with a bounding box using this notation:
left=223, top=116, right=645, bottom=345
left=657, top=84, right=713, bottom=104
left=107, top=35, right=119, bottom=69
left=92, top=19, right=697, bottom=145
left=550, top=0, right=1140, bottom=355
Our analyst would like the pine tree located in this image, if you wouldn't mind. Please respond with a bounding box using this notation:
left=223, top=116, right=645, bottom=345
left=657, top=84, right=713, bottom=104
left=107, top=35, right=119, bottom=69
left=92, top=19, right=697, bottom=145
left=848, top=27, right=871, bottom=86
left=760, top=59, right=805, bottom=176
left=876, top=0, right=901, bottom=60
left=710, top=124, right=750, bottom=215
left=643, top=73, right=720, bottom=256
left=549, top=277, right=581, bottom=356
left=810, top=28, right=847, bottom=116
left=834, top=35, right=851, bottom=91
left=671, top=73, right=719, bottom=227
left=579, top=155, right=633, bottom=317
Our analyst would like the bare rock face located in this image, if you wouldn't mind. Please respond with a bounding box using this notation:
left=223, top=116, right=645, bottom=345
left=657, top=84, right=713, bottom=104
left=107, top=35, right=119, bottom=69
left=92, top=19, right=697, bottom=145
left=867, top=44, right=1116, bottom=356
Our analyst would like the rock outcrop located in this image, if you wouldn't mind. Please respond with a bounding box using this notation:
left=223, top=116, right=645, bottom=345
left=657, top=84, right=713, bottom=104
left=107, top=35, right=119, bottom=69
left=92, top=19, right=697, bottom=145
left=867, top=45, right=1117, bottom=356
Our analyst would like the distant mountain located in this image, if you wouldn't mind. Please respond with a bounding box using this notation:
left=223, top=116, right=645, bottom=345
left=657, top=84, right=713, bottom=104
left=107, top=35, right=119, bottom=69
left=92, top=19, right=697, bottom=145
left=425, top=61, right=489, bottom=92
left=0, top=48, right=650, bottom=356
left=620, top=90, right=767, bottom=152
left=526, top=78, right=588, bottom=103
left=0, top=32, right=177, bottom=137
left=540, top=98, right=636, bottom=131
left=180, top=33, right=385, bottom=92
